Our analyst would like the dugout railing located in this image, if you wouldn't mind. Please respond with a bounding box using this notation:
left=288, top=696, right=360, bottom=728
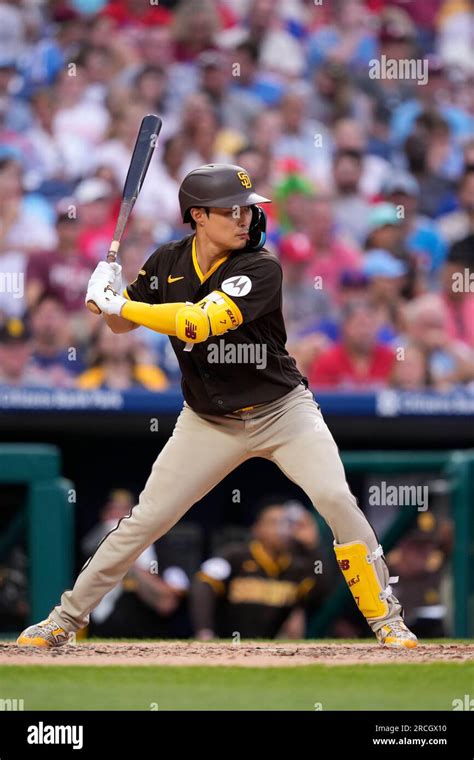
left=0, top=444, right=74, bottom=632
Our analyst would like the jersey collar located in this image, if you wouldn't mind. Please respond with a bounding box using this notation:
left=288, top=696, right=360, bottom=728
left=192, top=235, right=231, bottom=284
left=250, top=540, right=292, bottom=577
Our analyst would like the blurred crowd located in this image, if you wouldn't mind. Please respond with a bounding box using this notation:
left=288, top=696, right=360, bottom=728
left=0, top=0, right=473, bottom=392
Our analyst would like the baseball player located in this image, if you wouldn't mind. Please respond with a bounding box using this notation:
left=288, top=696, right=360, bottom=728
left=18, top=164, right=417, bottom=649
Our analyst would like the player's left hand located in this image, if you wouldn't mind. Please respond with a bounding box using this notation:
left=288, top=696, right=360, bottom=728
left=86, top=283, right=126, bottom=316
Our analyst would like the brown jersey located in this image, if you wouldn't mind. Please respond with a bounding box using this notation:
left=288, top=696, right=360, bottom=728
left=195, top=539, right=322, bottom=638
left=124, top=234, right=306, bottom=415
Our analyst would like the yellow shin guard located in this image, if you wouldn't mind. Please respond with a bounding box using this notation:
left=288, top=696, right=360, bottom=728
left=334, top=541, right=391, bottom=621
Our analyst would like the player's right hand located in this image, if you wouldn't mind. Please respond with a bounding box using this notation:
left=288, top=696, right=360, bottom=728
left=87, top=261, right=122, bottom=294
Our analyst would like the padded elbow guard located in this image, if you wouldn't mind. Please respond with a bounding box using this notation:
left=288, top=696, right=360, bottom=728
left=196, top=291, right=243, bottom=336
left=175, top=303, right=210, bottom=343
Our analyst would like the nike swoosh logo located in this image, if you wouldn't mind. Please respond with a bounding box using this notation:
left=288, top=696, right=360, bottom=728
left=168, top=275, right=184, bottom=283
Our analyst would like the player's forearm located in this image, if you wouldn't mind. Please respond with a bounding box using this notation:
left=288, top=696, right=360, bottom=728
left=103, top=313, right=139, bottom=333
left=133, top=569, right=180, bottom=615
left=121, top=299, right=185, bottom=335
left=190, top=580, right=218, bottom=637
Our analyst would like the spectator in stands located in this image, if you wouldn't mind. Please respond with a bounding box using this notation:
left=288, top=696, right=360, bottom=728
left=337, top=269, right=370, bottom=309
left=0, top=316, right=39, bottom=386
left=132, top=64, right=172, bottom=123
left=306, top=196, right=362, bottom=296
left=306, top=0, right=377, bottom=74
left=273, top=171, right=315, bottom=236
left=288, top=270, right=375, bottom=375
left=230, top=40, right=284, bottom=108
left=332, top=149, right=373, bottom=245
left=26, top=212, right=90, bottom=320
left=439, top=236, right=474, bottom=348
left=28, top=293, right=83, bottom=387
left=273, top=84, right=332, bottom=186
left=390, top=343, right=429, bottom=391
left=191, top=500, right=325, bottom=640
left=332, top=117, right=391, bottom=198
left=52, top=63, right=109, bottom=151
left=404, top=293, right=474, bottom=390
left=0, top=57, right=32, bottom=133
left=179, top=92, right=234, bottom=177
left=85, top=489, right=189, bottom=639
left=197, top=48, right=262, bottom=135
left=91, top=103, right=164, bottom=225
left=233, top=0, right=306, bottom=79
left=76, top=44, right=118, bottom=106
left=171, top=0, right=220, bottom=64
left=77, top=321, right=168, bottom=392
left=437, top=168, right=474, bottom=244
left=365, top=203, right=403, bottom=254
left=250, top=108, right=282, bottom=159
left=391, top=55, right=474, bottom=155
left=402, top=117, right=456, bottom=220
left=76, top=177, right=117, bottom=264
left=309, top=301, right=396, bottom=389
left=24, top=87, right=85, bottom=193
left=363, top=8, right=417, bottom=124
left=364, top=203, right=419, bottom=298
left=381, top=170, right=447, bottom=279
left=308, top=61, right=371, bottom=131
left=0, top=155, right=56, bottom=319
left=234, top=143, right=275, bottom=223
left=279, top=232, right=332, bottom=337
left=363, top=249, right=407, bottom=345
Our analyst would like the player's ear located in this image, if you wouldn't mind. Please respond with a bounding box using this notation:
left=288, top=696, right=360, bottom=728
left=190, top=207, right=206, bottom=227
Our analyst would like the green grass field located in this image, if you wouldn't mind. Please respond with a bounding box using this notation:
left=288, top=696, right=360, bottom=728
left=1, top=662, right=472, bottom=711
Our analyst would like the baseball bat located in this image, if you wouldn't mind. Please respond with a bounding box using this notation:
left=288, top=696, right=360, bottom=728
left=86, top=113, right=163, bottom=314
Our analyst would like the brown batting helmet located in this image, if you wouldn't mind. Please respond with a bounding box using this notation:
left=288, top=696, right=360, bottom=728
left=178, top=163, right=271, bottom=222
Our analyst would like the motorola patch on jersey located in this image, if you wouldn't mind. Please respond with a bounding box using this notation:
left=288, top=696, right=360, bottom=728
left=221, top=276, right=252, bottom=297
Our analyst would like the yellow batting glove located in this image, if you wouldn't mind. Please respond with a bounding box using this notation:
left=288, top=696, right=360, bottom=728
left=175, top=302, right=210, bottom=344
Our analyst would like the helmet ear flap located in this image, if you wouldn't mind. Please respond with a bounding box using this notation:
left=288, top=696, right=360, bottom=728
left=242, top=205, right=267, bottom=252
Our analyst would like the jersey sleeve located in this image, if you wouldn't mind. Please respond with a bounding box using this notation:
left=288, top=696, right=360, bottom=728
left=195, top=544, right=243, bottom=595
left=216, top=256, right=282, bottom=323
left=123, top=248, right=161, bottom=304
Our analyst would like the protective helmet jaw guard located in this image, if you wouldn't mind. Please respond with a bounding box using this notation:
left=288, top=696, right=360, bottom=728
left=242, top=205, right=267, bottom=252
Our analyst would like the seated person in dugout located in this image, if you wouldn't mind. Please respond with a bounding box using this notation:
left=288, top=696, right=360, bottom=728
left=190, top=500, right=328, bottom=640
left=83, top=490, right=189, bottom=639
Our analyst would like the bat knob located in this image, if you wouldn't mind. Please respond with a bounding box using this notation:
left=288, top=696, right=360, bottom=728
left=86, top=300, right=102, bottom=315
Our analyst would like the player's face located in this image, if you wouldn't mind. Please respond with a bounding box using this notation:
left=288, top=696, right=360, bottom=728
left=203, top=206, right=253, bottom=250
left=254, top=506, right=292, bottom=552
